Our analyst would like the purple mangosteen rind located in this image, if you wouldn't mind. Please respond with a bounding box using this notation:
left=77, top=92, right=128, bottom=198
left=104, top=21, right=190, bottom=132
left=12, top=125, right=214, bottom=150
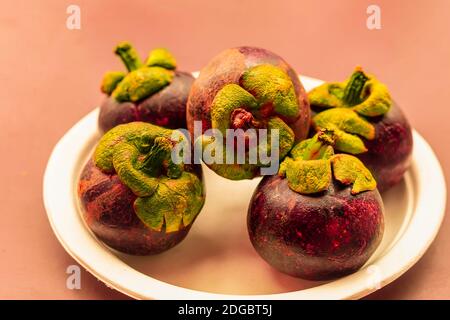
left=248, top=175, right=384, bottom=280
left=98, top=42, right=194, bottom=133
left=308, top=67, right=413, bottom=192
left=78, top=122, right=205, bottom=255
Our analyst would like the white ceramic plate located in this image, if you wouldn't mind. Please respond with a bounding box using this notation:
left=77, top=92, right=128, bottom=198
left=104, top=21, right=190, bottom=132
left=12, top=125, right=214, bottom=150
left=43, top=76, right=446, bottom=300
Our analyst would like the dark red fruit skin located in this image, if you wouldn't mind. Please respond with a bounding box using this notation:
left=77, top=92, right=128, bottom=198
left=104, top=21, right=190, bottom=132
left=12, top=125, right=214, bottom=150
left=187, top=46, right=310, bottom=142
left=98, top=71, right=194, bottom=133
left=78, top=159, right=203, bottom=255
left=248, top=175, right=384, bottom=280
left=357, top=102, right=413, bottom=192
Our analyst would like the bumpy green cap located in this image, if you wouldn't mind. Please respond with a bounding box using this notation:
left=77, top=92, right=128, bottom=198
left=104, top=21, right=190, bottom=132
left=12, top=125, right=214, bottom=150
left=279, top=129, right=377, bottom=195
left=211, top=84, right=259, bottom=135
left=241, top=64, right=299, bottom=118
left=112, top=66, right=174, bottom=102
left=101, top=71, right=126, bottom=94
left=146, top=48, right=177, bottom=69
left=205, top=64, right=300, bottom=180
left=100, top=42, right=178, bottom=102
left=309, top=67, right=392, bottom=154
left=93, top=122, right=205, bottom=232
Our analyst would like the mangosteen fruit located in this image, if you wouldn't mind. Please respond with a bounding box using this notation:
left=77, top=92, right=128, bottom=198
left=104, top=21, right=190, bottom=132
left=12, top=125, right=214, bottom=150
left=308, top=67, right=413, bottom=192
left=98, top=42, right=194, bottom=132
left=186, top=46, right=311, bottom=180
left=248, top=130, right=384, bottom=280
left=78, top=122, right=205, bottom=255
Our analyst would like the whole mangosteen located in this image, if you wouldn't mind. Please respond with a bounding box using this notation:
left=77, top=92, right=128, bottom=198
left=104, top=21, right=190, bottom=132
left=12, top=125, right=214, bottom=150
left=248, top=130, right=384, bottom=280
left=78, top=122, right=205, bottom=255
left=98, top=42, right=194, bottom=132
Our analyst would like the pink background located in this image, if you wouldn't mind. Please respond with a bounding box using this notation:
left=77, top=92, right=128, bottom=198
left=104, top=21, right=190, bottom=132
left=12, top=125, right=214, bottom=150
left=0, top=0, right=449, bottom=299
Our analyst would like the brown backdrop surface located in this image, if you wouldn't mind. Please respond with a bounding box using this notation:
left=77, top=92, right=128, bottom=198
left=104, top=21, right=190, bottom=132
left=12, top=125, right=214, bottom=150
left=0, top=0, right=448, bottom=299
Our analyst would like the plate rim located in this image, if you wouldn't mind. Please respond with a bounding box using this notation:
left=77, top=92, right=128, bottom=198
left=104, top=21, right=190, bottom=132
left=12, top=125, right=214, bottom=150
left=43, top=76, right=447, bottom=300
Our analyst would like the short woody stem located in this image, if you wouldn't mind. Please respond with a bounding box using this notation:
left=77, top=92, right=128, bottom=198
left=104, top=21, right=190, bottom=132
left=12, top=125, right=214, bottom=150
left=343, top=68, right=369, bottom=106
left=299, top=129, right=336, bottom=160
left=114, top=41, right=143, bottom=72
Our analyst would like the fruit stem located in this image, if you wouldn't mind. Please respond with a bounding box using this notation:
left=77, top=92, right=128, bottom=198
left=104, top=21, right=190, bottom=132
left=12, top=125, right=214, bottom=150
left=230, top=108, right=260, bottom=129
left=114, top=41, right=143, bottom=72
left=343, top=67, right=369, bottom=106
left=298, top=129, right=336, bottom=161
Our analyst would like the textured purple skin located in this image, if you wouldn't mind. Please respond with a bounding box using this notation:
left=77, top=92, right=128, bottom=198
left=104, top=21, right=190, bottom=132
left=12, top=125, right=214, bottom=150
left=248, top=175, right=384, bottom=280
left=357, top=102, right=413, bottom=192
left=78, top=159, right=203, bottom=255
left=99, top=71, right=194, bottom=133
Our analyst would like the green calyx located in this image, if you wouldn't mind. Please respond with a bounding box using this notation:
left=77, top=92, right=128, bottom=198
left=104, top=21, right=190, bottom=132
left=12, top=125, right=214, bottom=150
left=240, top=64, right=300, bottom=118
left=93, top=122, right=205, bottom=232
left=211, top=84, right=258, bottom=135
left=199, top=116, right=295, bottom=180
left=146, top=48, right=177, bottom=69
left=309, top=67, right=392, bottom=154
left=112, top=66, right=174, bottom=102
left=206, top=64, right=299, bottom=179
left=100, top=42, right=178, bottom=102
left=279, top=129, right=376, bottom=195
left=101, top=71, right=126, bottom=95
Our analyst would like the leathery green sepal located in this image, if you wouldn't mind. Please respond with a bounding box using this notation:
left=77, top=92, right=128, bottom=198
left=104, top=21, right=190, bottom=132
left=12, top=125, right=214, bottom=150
left=331, top=154, right=377, bottom=194
left=102, top=42, right=178, bottom=102
left=94, top=122, right=172, bottom=173
left=313, top=108, right=375, bottom=140
left=352, top=79, right=391, bottom=117
left=112, top=142, right=160, bottom=197
left=93, top=122, right=205, bottom=232
left=241, top=64, right=299, bottom=118
left=333, top=130, right=368, bottom=154
left=211, top=84, right=258, bottom=134
left=310, top=68, right=391, bottom=154
left=313, top=108, right=373, bottom=154
left=279, top=130, right=377, bottom=195
left=280, top=157, right=332, bottom=194
left=267, top=117, right=295, bottom=160
left=197, top=135, right=259, bottom=181
left=101, top=71, right=126, bottom=95
left=146, top=48, right=177, bottom=70
left=134, top=172, right=204, bottom=232
left=198, top=116, right=294, bottom=180
left=112, top=66, right=174, bottom=102
left=308, top=67, right=392, bottom=117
